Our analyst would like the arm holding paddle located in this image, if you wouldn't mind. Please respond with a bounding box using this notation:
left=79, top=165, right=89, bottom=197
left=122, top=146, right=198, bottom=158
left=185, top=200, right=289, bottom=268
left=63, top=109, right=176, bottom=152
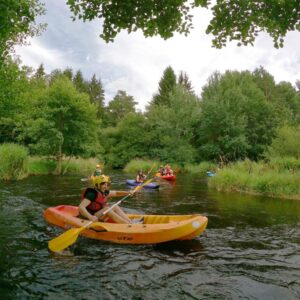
left=48, top=177, right=154, bottom=252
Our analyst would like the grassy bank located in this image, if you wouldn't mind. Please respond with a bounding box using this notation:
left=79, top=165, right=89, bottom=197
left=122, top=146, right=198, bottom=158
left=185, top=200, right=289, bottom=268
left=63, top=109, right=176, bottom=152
left=28, top=157, right=102, bottom=176
left=208, top=159, right=300, bottom=200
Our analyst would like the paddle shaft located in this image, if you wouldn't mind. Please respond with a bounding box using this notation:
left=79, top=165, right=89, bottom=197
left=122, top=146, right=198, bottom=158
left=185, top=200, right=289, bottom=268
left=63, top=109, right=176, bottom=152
left=97, top=178, right=153, bottom=218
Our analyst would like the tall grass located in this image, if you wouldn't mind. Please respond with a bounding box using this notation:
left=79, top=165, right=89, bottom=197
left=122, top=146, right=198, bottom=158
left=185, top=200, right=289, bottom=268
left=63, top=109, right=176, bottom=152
left=209, top=159, right=300, bottom=200
left=61, top=157, right=101, bottom=175
left=0, top=143, right=28, bottom=180
left=184, top=161, right=217, bottom=176
left=28, top=156, right=102, bottom=176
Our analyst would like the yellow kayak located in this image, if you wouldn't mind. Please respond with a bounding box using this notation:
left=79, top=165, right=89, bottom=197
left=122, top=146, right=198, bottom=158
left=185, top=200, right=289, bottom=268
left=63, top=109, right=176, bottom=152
left=44, top=205, right=208, bottom=244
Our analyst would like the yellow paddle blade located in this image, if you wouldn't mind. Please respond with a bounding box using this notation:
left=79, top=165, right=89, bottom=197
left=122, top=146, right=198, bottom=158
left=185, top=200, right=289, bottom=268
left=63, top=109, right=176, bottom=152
left=48, top=226, right=87, bottom=252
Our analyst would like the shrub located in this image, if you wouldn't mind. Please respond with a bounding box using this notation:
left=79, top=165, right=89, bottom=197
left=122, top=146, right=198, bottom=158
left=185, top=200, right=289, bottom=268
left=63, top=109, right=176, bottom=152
left=0, top=143, right=28, bottom=180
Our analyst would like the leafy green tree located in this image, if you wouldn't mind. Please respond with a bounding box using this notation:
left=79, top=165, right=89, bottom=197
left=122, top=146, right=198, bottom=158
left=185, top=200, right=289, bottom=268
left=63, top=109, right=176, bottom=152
left=267, top=125, right=300, bottom=159
left=102, top=112, right=149, bottom=168
left=0, top=0, right=45, bottom=62
left=196, top=71, right=278, bottom=162
left=252, top=67, right=300, bottom=125
left=105, top=90, right=137, bottom=127
left=275, top=81, right=300, bottom=125
left=0, top=59, right=31, bottom=143
left=151, top=66, right=177, bottom=107
left=88, top=74, right=105, bottom=119
left=147, top=86, right=201, bottom=165
left=66, top=0, right=299, bottom=48
left=21, top=76, right=98, bottom=174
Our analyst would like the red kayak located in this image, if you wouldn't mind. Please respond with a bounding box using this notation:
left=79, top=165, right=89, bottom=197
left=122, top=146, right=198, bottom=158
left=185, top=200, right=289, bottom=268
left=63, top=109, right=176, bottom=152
left=155, top=173, right=176, bottom=181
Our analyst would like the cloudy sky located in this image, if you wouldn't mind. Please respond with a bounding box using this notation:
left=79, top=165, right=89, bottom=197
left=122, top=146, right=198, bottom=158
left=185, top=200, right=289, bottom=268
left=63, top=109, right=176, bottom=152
left=15, top=1, right=300, bottom=111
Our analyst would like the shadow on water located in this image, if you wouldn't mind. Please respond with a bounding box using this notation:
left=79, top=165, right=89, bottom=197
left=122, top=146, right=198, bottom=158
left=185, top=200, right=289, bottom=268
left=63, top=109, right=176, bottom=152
left=0, top=172, right=299, bottom=299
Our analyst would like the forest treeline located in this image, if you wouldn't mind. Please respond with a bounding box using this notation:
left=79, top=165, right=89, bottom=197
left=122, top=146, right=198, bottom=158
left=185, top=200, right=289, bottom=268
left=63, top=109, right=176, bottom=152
left=1, top=58, right=300, bottom=174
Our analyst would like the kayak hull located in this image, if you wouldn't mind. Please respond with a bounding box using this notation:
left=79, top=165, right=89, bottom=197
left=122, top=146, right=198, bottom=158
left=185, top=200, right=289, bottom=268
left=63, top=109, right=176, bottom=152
left=44, top=205, right=208, bottom=245
left=126, top=179, right=159, bottom=189
left=155, top=173, right=176, bottom=181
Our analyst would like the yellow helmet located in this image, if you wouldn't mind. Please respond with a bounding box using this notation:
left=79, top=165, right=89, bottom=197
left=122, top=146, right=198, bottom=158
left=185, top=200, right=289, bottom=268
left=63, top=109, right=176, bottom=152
left=92, top=175, right=110, bottom=187
left=96, top=164, right=101, bottom=168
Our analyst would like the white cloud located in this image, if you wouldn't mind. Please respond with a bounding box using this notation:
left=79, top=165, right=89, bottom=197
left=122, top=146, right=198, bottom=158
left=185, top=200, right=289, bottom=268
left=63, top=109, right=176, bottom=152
left=15, top=1, right=300, bottom=111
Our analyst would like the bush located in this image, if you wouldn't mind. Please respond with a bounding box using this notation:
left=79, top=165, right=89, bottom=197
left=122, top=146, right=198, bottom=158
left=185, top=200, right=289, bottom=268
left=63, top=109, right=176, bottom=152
left=0, top=143, right=28, bottom=180
left=124, top=159, right=160, bottom=175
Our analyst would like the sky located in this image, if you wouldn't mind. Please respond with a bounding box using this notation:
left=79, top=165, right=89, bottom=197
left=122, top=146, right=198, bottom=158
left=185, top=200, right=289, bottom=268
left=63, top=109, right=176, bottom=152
left=15, top=1, right=300, bottom=111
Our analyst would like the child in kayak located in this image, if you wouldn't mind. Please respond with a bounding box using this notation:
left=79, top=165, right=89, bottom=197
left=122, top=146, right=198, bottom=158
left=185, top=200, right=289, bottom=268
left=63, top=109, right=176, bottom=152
left=92, top=164, right=102, bottom=176
left=136, top=169, right=146, bottom=183
left=79, top=175, right=143, bottom=224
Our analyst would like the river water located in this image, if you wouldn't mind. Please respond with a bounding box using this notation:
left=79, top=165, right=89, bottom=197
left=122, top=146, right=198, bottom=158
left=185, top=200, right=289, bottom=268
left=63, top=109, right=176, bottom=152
left=0, top=171, right=299, bottom=299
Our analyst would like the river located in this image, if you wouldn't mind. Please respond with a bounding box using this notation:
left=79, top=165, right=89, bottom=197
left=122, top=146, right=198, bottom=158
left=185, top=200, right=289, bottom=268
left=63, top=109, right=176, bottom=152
left=0, top=171, right=299, bottom=299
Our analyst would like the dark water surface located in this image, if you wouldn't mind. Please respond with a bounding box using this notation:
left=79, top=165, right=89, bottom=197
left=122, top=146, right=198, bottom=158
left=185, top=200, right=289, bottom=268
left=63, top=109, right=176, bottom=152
left=0, top=171, right=299, bottom=299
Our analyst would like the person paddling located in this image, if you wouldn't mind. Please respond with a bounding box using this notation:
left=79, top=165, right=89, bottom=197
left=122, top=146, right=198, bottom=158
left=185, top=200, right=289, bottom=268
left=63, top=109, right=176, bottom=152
left=79, top=175, right=143, bottom=224
left=136, top=169, right=146, bottom=183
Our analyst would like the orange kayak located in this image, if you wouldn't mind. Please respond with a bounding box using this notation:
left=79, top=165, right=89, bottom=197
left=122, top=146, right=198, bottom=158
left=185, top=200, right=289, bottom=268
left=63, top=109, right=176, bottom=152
left=155, top=173, right=176, bottom=181
left=44, top=205, right=208, bottom=244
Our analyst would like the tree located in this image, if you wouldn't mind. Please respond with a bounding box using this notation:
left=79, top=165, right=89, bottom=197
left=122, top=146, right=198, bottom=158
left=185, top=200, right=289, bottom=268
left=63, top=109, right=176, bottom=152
left=62, top=67, right=73, bottom=81
left=266, top=125, right=300, bottom=159
left=178, top=71, right=194, bottom=94
left=0, top=0, right=45, bottom=62
left=66, top=0, right=300, bottom=48
left=0, top=59, right=31, bottom=143
left=195, top=70, right=278, bottom=162
left=252, top=67, right=300, bottom=125
left=147, top=86, right=201, bottom=165
left=88, top=74, right=105, bottom=119
left=102, top=112, right=149, bottom=168
left=22, top=76, right=98, bottom=174
left=105, top=90, right=137, bottom=127
left=73, top=70, right=89, bottom=93
left=151, top=66, right=177, bottom=107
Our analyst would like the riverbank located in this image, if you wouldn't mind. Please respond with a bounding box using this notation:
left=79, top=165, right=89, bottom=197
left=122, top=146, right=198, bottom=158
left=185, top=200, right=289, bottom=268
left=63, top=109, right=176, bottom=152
left=1, top=147, right=300, bottom=200
left=208, top=159, right=300, bottom=200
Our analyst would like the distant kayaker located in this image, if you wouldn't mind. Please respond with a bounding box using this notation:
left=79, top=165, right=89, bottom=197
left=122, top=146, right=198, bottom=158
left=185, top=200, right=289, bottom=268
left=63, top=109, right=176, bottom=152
left=79, top=175, right=143, bottom=224
left=165, top=164, right=174, bottom=176
left=157, top=165, right=165, bottom=175
left=136, top=169, right=146, bottom=183
left=92, top=164, right=102, bottom=177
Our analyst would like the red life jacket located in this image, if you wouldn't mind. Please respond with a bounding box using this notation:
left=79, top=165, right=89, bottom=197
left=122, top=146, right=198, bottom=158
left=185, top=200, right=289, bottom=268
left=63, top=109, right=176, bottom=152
left=81, top=187, right=108, bottom=213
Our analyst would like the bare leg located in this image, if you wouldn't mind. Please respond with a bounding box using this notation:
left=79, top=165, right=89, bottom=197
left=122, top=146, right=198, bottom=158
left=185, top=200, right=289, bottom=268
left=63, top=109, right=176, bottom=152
left=95, top=207, right=130, bottom=224
left=113, top=206, right=131, bottom=223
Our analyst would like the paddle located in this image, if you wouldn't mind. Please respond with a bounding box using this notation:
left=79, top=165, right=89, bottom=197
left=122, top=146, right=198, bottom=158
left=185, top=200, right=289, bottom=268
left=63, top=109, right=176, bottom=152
left=80, top=178, right=89, bottom=182
left=48, top=177, right=154, bottom=252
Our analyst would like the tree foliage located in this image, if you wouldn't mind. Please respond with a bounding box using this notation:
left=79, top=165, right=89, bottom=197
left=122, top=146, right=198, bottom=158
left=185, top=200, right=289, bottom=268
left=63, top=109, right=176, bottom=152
left=0, top=0, right=45, bottom=62
left=147, top=86, right=201, bottom=164
left=66, top=0, right=300, bottom=48
left=151, top=66, right=177, bottom=107
left=21, top=76, right=99, bottom=173
left=195, top=71, right=278, bottom=162
left=105, top=90, right=137, bottom=127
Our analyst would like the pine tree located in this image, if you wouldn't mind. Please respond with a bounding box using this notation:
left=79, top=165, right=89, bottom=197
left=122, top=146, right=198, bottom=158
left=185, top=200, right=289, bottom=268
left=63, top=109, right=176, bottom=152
left=34, top=63, right=45, bottom=80
left=88, top=74, right=105, bottom=118
left=178, top=71, right=194, bottom=94
left=152, top=66, right=176, bottom=107
left=73, top=70, right=88, bottom=93
left=63, top=67, right=73, bottom=81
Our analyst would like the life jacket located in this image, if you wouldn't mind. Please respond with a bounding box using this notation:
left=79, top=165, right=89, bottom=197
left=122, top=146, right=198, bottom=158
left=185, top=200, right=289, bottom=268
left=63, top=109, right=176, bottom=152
left=81, top=187, right=108, bottom=213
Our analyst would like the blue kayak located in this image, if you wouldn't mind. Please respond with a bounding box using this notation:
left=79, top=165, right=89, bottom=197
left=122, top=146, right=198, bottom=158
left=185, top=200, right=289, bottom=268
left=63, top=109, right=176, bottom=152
left=126, top=179, right=160, bottom=189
